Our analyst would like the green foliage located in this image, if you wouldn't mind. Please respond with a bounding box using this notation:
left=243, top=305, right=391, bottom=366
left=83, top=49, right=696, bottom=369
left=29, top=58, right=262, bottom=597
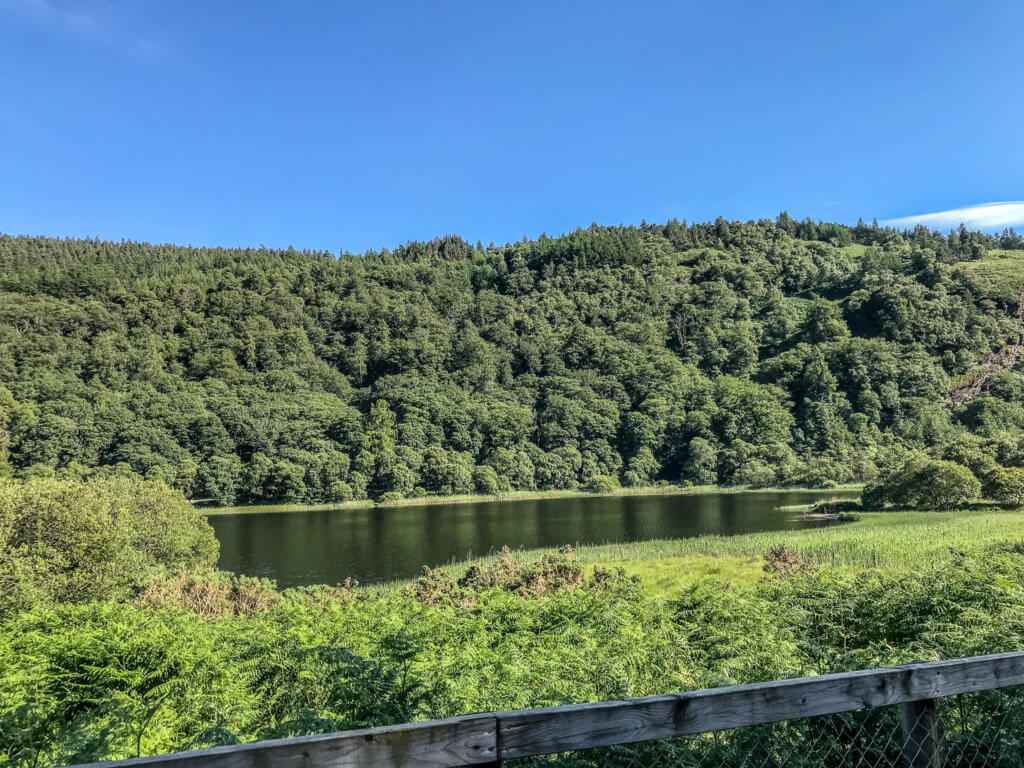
left=0, top=603, right=425, bottom=764
left=863, top=454, right=981, bottom=510
left=0, top=476, right=218, bottom=618
left=0, top=219, right=1018, bottom=503
left=803, top=297, right=850, bottom=343
left=0, top=562, right=674, bottom=764
left=957, top=396, right=1024, bottom=437
left=471, top=464, right=503, bottom=495
left=988, top=466, right=1024, bottom=507
left=585, top=474, right=621, bottom=493
left=957, top=249, right=1024, bottom=301
left=241, top=633, right=429, bottom=738
left=9, top=537, right=1024, bottom=765
left=672, top=579, right=805, bottom=686
left=0, top=387, right=28, bottom=480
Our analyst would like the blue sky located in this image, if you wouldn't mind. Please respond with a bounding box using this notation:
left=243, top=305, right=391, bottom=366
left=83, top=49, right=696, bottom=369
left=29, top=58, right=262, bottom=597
left=1, top=0, right=1022, bottom=253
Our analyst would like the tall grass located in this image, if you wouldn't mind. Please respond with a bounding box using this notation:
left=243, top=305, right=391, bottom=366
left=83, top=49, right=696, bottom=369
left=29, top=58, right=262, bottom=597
left=417, top=509, right=1024, bottom=597
left=958, top=248, right=1024, bottom=300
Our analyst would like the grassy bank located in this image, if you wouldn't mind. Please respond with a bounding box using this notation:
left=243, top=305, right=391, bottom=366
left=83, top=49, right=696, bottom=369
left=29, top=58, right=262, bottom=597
left=421, top=508, right=1024, bottom=598
left=201, top=483, right=862, bottom=515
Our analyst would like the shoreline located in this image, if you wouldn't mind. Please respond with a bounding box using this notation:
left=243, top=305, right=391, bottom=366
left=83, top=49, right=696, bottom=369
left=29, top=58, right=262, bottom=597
left=200, top=483, right=862, bottom=516
left=257, top=507, right=1024, bottom=595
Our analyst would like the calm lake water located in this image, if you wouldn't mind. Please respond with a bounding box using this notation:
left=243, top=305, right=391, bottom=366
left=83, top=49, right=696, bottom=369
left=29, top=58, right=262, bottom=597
left=209, top=490, right=855, bottom=587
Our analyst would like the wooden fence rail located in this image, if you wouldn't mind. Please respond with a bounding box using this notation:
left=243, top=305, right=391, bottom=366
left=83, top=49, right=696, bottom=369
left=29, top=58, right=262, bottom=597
left=78, top=650, right=1024, bottom=768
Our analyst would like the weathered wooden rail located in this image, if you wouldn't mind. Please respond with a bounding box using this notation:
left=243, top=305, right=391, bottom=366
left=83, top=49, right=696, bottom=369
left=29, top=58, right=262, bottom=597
left=78, top=650, right=1024, bottom=768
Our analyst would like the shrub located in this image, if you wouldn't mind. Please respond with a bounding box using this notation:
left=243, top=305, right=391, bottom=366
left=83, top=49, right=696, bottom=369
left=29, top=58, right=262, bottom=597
left=328, top=481, right=354, bottom=502
left=987, top=466, right=1024, bottom=506
left=458, top=546, right=586, bottom=596
left=471, top=465, right=502, bottom=495
left=811, top=499, right=862, bottom=515
left=137, top=572, right=280, bottom=618
left=409, top=546, right=635, bottom=607
left=0, top=476, right=218, bottom=617
left=763, top=545, right=812, bottom=578
left=862, top=455, right=980, bottom=510
left=284, top=580, right=360, bottom=610
left=585, top=474, right=621, bottom=493
left=732, top=460, right=775, bottom=487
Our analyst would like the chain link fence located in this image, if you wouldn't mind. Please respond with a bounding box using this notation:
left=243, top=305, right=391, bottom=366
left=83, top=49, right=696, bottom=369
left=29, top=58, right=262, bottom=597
left=68, top=653, right=1024, bottom=768
left=509, top=686, right=1024, bottom=768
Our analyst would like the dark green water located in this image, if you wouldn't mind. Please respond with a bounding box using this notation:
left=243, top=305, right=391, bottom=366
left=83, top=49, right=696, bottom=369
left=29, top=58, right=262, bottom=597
left=209, top=490, right=855, bottom=588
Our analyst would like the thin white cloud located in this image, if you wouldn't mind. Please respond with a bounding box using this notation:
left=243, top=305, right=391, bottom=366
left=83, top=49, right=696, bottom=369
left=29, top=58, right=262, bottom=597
left=11, top=0, right=105, bottom=39
left=883, top=201, right=1024, bottom=231
left=6, top=0, right=160, bottom=58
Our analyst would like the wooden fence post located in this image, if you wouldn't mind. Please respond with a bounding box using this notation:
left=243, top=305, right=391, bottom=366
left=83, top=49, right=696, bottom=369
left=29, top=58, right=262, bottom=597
left=899, top=699, right=941, bottom=768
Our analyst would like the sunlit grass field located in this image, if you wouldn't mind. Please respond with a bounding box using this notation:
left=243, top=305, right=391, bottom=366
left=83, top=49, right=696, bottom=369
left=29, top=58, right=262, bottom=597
left=958, top=248, right=1024, bottom=301
left=420, top=509, right=1024, bottom=599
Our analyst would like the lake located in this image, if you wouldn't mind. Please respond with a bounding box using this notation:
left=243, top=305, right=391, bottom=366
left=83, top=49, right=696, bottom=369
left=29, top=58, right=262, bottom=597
left=209, top=489, right=855, bottom=587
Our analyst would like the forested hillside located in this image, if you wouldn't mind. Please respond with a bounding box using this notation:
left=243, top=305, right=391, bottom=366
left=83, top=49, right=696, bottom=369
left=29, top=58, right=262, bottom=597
left=2, top=216, right=1023, bottom=505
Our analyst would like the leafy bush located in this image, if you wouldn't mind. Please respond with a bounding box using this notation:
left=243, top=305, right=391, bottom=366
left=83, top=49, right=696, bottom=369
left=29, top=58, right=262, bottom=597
left=328, top=481, right=354, bottom=502
left=762, top=544, right=812, bottom=578
left=732, top=460, right=776, bottom=487
left=584, top=475, right=620, bottom=493
left=410, top=546, right=635, bottom=606
left=810, top=499, right=862, bottom=515
left=862, top=455, right=980, bottom=510
left=987, top=466, right=1024, bottom=506
left=0, top=476, right=218, bottom=618
left=471, top=465, right=502, bottom=495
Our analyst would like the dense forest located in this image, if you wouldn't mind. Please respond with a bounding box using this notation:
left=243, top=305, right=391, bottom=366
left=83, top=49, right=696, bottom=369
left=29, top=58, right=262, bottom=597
left=2, top=216, right=1024, bottom=505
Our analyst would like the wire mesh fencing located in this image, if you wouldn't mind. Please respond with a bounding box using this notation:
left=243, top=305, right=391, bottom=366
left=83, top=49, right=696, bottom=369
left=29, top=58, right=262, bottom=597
left=508, top=686, right=1024, bottom=768
left=66, top=653, right=1024, bottom=768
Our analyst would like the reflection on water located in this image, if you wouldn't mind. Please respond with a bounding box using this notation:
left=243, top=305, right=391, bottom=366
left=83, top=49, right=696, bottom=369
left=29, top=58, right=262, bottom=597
left=209, top=490, right=855, bottom=588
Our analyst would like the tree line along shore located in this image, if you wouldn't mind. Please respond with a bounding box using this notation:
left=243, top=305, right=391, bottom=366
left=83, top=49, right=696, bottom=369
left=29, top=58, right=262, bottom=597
left=2, top=217, right=1024, bottom=507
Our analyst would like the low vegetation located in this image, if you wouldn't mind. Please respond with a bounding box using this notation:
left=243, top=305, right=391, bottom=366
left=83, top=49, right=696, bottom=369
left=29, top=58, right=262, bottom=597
left=0, top=476, right=218, bottom=619
left=863, top=453, right=981, bottom=509
left=4, top=474, right=1024, bottom=766
left=957, top=248, right=1024, bottom=301
left=6, top=524, right=1024, bottom=765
